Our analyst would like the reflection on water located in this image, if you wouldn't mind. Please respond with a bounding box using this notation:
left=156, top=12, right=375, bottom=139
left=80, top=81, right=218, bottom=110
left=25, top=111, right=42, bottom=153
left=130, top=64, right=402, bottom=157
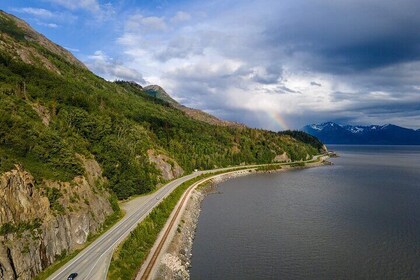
left=190, top=146, right=420, bottom=279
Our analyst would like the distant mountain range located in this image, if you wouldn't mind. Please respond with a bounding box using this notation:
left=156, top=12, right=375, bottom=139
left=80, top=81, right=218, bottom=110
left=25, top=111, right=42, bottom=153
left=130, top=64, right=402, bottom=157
left=302, top=122, right=420, bottom=145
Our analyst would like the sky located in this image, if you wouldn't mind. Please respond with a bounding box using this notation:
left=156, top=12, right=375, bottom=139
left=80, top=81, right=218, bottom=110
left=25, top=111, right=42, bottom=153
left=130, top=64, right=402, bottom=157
left=1, top=0, right=420, bottom=130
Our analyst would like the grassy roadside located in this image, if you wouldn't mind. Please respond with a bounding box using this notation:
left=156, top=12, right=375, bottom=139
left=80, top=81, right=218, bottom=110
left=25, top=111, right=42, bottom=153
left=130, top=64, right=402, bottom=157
left=256, top=164, right=284, bottom=171
left=34, top=197, right=124, bottom=280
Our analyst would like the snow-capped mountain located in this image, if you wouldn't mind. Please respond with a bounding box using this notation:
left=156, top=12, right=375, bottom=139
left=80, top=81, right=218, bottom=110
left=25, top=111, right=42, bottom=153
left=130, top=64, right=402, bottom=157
left=302, top=122, right=420, bottom=144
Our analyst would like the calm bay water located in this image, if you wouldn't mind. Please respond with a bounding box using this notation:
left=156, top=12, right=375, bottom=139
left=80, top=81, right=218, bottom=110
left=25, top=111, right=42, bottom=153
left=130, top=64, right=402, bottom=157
left=190, top=146, right=420, bottom=279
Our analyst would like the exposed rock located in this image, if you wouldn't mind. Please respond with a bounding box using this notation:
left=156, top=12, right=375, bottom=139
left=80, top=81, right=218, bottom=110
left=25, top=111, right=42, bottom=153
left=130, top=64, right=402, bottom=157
left=0, top=166, right=48, bottom=225
left=14, top=43, right=61, bottom=74
left=76, top=155, right=104, bottom=186
left=273, top=152, right=290, bottom=162
left=156, top=190, right=204, bottom=280
left=31, top=103, right=51, bottom=126
left=160, top=253, right=189, bottom=280
left=0, top=158, right=113, bottom=280
left=231, top=144, right=240, bottom=154
left=147, top=150, right=184, bottom=181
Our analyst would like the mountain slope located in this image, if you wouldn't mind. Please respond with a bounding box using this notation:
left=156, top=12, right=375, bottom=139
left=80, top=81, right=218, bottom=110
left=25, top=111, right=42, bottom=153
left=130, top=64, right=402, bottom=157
left=303, top=122, right=420, bottom=144
left=0, top=11, right=323, bottom=279
left=143, top=84, right=179, bottom=106
left=0, top=11, right=86, bottom=71
left=143, top=83, right=243, bottom=127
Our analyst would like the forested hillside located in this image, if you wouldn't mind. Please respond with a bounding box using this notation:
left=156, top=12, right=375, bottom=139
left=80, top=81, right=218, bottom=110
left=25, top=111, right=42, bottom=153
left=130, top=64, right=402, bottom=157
left=0, top=10, right=322, bottom=199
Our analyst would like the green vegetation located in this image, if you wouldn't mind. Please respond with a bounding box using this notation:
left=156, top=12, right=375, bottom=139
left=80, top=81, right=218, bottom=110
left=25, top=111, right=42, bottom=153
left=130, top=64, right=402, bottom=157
left=0, top=219, right=42, bottom=235
left=44, top=187, right=65, bottom=214
left=290, top=162, right=306, bottom=167
left=92, top=194, right=122, bottom=238
left=256, top=164, right=283, bottom=171
left=0, top=45, right=321, bottom=199
left=0, top=13, right=25, bottom=41
left=279, top=130, right=324, bottom=151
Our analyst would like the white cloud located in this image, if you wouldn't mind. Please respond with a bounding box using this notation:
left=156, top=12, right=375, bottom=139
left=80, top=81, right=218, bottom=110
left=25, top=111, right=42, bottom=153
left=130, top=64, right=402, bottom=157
left=46, top=0, right=100, bottom=12
left=38, top=22, right=59, bottom=28
left=44, top=0, right=115, bottom=22
left=126, top=14, right=167, bottom=32
left=171, top=11, right=191, bottom=23
left=16, top=7, right=54, bottom=18
left=13, top=6, right=78, bottom=24
left=64, top=47, right=80, bottom=52
left=13, top=8, right=63, bottom=28
left=85, top=50, right=146, bottom=84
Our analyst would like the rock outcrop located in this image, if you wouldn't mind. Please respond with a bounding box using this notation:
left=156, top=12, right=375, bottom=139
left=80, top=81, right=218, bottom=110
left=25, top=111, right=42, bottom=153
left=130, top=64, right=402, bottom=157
left=273, top=152, right=290, bottom=162
left=0, top=158, right=113, bottom=280
left=147, top=150, right=184, bottom=181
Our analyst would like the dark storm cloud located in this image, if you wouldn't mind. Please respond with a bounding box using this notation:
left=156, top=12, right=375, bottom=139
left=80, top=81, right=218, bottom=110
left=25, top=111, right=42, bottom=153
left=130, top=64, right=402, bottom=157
left=268, top=85, right=301, bottom=95
left=264, top=0, right=420, bottom=73
left=348, top=101, right=420, bottom=115
left=250, top=65, right=283, bottom=84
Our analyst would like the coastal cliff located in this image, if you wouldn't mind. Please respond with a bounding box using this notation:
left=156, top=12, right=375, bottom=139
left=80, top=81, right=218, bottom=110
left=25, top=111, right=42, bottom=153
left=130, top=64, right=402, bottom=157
left=0, top=158, right=114, bottom=280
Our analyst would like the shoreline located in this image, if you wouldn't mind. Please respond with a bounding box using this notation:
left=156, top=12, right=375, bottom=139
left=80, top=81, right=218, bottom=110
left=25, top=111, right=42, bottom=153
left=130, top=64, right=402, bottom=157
left=154, top=159, right=330, bottom=279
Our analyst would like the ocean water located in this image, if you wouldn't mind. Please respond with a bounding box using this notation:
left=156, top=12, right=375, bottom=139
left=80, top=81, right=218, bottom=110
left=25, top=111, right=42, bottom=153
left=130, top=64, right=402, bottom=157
left=190, top=146, right=420, bottom=279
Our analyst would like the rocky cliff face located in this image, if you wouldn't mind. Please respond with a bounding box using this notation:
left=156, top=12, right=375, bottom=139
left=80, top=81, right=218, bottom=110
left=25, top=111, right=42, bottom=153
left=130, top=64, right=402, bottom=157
left=0, top=158, right=113, bottom=280
left=273, top=152, right=290, bottom=162
left=147, top=150, right=184, bottom=181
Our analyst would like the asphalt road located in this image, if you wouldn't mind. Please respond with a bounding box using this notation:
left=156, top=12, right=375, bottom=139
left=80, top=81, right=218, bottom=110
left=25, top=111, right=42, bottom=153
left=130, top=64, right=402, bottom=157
left=48, top=171, right=207, bottom=280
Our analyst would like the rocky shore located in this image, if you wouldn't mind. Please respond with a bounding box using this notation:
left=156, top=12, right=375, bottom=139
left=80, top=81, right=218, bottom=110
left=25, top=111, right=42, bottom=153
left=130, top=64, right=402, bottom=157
left=155, top=188, right=203, bottom=280
left=154, top=170, right=255, bottom=279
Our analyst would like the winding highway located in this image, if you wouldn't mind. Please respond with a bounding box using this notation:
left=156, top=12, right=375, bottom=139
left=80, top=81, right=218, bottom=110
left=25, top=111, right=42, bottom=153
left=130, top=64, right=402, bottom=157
left=47, top=165, right=257, bottom=280
left=48, top=171, right=208, bottom=280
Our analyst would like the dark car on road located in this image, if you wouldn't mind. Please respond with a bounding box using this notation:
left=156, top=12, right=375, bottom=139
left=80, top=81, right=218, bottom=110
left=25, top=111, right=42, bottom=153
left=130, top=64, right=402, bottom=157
left=67, top=273, right=78, bottom=280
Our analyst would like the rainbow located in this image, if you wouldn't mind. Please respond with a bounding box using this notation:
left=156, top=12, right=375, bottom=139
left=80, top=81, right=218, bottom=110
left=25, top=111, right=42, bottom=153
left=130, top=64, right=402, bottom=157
left=268, top=111, right=289, bottom=131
